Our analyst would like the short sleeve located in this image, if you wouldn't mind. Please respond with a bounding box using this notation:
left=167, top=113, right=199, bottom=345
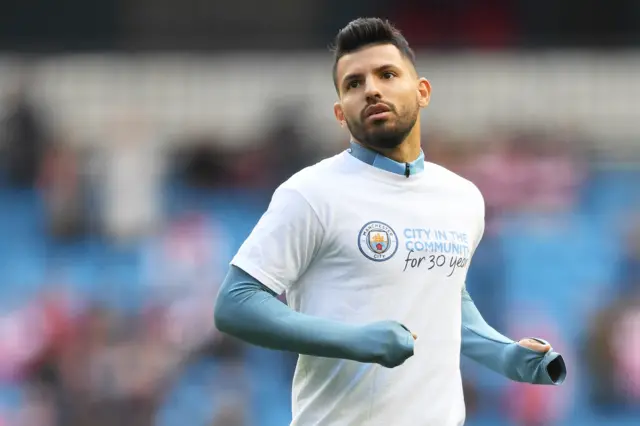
left=471, top=185, right=486, bottom=255
left=230, top=186, right=324, bottom=295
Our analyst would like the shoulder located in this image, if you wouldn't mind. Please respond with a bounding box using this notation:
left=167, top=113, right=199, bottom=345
left=277, top=152, right=348, bottom=201
left=426, top=163, right=486, bottom=247
left=425, top=162, right=484, bottom=208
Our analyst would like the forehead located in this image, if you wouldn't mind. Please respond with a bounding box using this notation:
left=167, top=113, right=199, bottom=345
left=335, top=44, right=410, bottom=82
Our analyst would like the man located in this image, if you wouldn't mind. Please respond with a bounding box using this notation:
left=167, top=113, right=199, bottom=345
left=214, top=17, right=566, bottom=426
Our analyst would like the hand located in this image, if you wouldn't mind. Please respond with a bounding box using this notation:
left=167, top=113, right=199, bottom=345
left=359, top=321, right=417, bottom=368
left=517, top=338, right=551, bottom=353
left=504, top=337, right=566, bottom=384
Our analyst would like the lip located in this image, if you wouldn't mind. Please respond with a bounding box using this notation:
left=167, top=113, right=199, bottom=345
left=364, top=103, right=392, bottom=118
left=367, top=111, right=392, bottom=120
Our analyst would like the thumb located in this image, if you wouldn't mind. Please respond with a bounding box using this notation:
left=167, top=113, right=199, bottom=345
left=399, top=324, right=418, bottom=340
left=518, top=338, right=551, bottom=353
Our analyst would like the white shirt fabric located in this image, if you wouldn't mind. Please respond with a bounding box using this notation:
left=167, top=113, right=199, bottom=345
left=231, top=150, right=485, bottom=426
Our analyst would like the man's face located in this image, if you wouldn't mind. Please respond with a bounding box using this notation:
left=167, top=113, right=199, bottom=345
left=334, top=44, right=430, bottom=150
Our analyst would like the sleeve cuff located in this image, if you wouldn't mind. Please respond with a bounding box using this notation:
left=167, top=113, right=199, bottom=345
left=528, top=337, right=567, bottom=385
left=540, top=350, right=567, bottom=385
left=504, top=338, right=567, bottom=385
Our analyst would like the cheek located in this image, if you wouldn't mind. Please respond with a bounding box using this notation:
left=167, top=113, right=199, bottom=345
left=344, top=104, right=362, bottom=122
left=398, top=91, right=419, bottom=112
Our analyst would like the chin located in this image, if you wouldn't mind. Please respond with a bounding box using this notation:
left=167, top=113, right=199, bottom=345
left=366, top=136, right=404, bottom=150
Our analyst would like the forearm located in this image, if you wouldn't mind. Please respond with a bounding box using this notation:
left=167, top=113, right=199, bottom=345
left=214, top=266, right=366, bottom=361
left=460, top=288, right=513, bottom=377
left=461, top=288, right=566, bottom=385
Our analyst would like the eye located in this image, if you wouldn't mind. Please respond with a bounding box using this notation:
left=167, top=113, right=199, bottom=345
left=347, top=80, right=360, bottom=89
left=382, top=71, right=396, bottom=79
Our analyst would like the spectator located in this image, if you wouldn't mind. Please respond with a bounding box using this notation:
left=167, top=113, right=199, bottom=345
left=0, top=78, right=49, bottom=188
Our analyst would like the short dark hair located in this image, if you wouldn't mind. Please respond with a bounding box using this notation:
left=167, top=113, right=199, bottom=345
left=330, top=18, right=416, bottom=91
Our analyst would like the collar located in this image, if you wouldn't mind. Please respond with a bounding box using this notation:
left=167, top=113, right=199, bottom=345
left=347, top=141, right=425, bottom=177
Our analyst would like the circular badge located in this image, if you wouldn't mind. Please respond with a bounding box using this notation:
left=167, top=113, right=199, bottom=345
left=358, top=221, right=399, bottom=262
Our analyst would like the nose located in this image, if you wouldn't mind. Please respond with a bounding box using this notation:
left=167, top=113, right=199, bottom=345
left=364, top=77, right=382, bottom=102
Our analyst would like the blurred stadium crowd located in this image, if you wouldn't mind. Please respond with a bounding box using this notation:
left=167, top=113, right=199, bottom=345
left=0, top=1, right=639, bottom=425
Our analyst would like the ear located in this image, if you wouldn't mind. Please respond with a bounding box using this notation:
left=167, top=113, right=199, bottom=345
left=334, top=102, right=346, bottom=127
left=417, top=78, right=431, bottom=108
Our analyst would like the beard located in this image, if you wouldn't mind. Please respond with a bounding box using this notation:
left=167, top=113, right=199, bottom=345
left=346, top=101, right=419, bottom=150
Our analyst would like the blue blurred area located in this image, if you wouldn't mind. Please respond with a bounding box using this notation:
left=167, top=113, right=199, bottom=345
left=1, top=0, right=639, bottom=423
left=0, top=161, right=638, bottom=425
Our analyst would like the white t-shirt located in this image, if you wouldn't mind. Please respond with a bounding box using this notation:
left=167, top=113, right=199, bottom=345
left=231, top=150, right=485, bottom=426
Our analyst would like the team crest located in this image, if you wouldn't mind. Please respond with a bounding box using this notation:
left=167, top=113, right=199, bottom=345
left=358, top=221, right=399, bottom=262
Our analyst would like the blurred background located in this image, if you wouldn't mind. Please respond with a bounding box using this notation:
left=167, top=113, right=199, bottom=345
left=0, top=0, right=639, bottom=425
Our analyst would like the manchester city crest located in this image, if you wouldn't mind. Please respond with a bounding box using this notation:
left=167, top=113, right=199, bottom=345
left=358, top=221, right=399, bottom=262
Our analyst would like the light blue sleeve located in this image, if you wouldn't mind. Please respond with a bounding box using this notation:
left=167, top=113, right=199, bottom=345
left=461, top=288, right=566, bottom=385
left=214, top=265, right=365, bottom=359
left=213, top=265, right=414, bottom=366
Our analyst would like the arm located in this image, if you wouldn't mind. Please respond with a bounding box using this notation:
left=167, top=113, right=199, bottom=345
left=461, top=287, right=566, bottom=385
left=214, top=185, right=414, bottom=368
left=462, top=187, right=566, bottom=385
left=214, top=265, right=413, bottom=366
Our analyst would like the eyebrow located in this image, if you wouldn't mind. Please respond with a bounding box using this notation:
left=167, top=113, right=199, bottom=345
left=342, top=64, right=398, bottom=87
